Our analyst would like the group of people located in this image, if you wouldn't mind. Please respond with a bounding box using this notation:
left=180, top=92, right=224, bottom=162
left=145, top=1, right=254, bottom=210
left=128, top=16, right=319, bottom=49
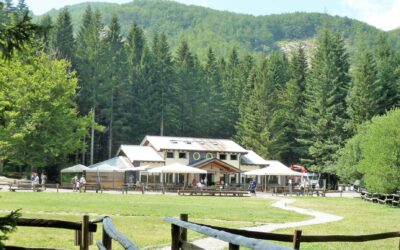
left=31, top=172, right=47, bottom=189
left=71, top=175, right=86, bottom=192
left=192, top=178, right=207, bottom=188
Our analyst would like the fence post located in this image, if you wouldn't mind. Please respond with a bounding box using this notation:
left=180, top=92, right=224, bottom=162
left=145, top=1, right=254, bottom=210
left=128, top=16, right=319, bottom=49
left=81, top=215, right=90, bottom=250
left=142, top=185, right=145, bottom=194
left=180, top=214, right=188, bottom=243
left=292, top=229, right=302, bottom=250
left=56, top=184, right=59, bottom=192
left=229, top=243, right=240, bottom=250
left=171, top=224, right=180, bottom=250
left=102, top=224, right=112, bottom=250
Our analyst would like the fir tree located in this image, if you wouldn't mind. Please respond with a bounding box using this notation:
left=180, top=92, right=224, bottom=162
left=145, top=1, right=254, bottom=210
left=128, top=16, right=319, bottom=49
left=51, top=7, right=75, bottom=64
left=299, top=28, right=350, bottom=170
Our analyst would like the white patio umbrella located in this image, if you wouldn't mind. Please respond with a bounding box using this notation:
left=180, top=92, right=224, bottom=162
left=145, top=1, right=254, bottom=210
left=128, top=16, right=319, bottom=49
left=244, top=161, right=302, bottom=191
left=148, top=163, right=206, bottom=187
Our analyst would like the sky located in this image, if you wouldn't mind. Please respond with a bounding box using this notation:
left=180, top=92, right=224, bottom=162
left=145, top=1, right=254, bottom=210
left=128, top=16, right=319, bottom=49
left=23, top=0, right=400, bottom=31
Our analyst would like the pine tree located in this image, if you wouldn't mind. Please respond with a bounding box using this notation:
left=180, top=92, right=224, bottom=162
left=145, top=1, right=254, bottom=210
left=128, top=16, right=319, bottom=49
left=75, top=6, right=104, bottom=163
left=346, top=42, right=380, bottom=133
left=174, top=41, right=202, bottom=136
left=299, top=28, right=350, bottom=170
left=51, top=7, right=75, bottom=64
left=276, top=44, right=308, bottom=165
left=374, top=34, right=400, bottom=113
left=99, top=14, right=126, bottom=157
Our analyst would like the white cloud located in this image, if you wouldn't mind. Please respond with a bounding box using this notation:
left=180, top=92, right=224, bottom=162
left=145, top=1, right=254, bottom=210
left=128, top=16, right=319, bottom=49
left=341, top=0, right=400, bottom=31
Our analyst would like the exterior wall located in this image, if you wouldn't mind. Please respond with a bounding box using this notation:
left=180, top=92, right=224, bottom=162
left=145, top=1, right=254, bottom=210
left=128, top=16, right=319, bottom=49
left=219, top=152, right=240, bottom=168
left=188, top=152, right=216, bottom=164
left=139, top=162, right=164, bottom=168
left=163, top=150, right=190, bottom=165
left=241, top=164, right=263, bottom=171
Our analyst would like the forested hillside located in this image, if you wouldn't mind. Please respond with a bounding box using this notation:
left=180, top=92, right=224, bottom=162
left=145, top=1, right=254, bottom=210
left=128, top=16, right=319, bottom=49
left=2, top=0, right=399, bottom=190
left=37, top=0, right=395, bottom=58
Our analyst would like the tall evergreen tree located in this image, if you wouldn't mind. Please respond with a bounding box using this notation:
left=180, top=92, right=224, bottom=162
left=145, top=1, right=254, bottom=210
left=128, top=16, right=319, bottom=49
left=75, top=6, right=104, bottom=163
left=299, top=28, right=350, bottom=170
left=99, top=14, right=126, bottom=157
left=374, top=34, right=400, bottom=113
left=346, top=42, right=380, bottom=133
left=174, top=40, right=202, bottom=136
left=276, top=44, right=308, bottom=164
left=51, top=7, right=75, bottom=64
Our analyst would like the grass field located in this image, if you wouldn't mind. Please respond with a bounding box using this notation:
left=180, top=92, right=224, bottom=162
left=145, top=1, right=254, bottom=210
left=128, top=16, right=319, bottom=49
left=0, top=192, right=307, bottom=249
left=274, top=197, right=400, bottom=250
left=1, top=192, right=399, bottom=249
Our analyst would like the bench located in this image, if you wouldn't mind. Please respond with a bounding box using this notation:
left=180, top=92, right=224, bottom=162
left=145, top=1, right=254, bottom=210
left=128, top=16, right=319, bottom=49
left=178, top=189, right=249, bottom=197
left=9, top=181, right=42, bottom=192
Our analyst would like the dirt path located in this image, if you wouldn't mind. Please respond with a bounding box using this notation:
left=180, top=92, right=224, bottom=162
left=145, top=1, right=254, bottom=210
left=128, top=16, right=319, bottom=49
left=161, top=195, right=343, bottom=250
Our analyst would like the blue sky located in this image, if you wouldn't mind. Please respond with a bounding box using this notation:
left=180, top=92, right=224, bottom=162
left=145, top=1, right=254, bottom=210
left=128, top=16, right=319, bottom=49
left=24, top=0, right=400, bottom=31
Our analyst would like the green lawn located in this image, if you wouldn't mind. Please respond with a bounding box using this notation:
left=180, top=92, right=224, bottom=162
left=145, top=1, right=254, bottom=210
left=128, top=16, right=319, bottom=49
left=0, top=192, right=307, bottom=249
left=274, top=197, right=400, bottom=250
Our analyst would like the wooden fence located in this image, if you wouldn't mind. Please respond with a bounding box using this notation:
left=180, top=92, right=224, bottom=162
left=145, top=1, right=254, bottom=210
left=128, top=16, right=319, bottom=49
left=5, top=215, right=97, bottom=250
left=165, top=214, right=400, bottom=250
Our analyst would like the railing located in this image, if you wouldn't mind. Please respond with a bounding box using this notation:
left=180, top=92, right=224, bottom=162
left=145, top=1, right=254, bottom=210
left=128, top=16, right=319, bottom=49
left=6, top=215, right=97, bottom=250
left=93, top=216, right=140, bottom=250
left=164, top=214, right=294, bottom=250
left=165, top=214, right=400, bottom=250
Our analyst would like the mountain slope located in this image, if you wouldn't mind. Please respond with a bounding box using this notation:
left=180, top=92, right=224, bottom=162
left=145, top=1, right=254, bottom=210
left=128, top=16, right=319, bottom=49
left=37, top=0, right=390, bottom=58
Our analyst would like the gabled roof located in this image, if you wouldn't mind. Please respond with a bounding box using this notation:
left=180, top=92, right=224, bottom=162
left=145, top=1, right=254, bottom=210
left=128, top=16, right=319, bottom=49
left=241, top=150, right=269, bottom=165
left=116, top=145, right=165, bottom=162
left=88, top=156, right=133, bottom=171
left=190, top=158, right=240, bottom=173
left=140, top=135, right=248, bottom=153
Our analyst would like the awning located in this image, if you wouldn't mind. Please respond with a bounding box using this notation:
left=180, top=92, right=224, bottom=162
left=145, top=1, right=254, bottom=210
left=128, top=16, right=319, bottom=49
left=61, top=164, right=89, bottom=173
left=244, top=161, right=303, bottom=176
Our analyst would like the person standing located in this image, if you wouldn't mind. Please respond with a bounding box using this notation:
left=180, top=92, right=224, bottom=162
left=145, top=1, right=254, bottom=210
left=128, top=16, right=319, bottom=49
left=79, top=175, right=86, bottom=193
left=71, top=175, right=78, bottom=192
left=41, top=173, right=47, bottom=190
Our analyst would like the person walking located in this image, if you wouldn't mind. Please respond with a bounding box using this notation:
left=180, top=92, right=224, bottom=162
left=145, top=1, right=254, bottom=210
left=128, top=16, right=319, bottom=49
left=248, top=179, right=257, bottom=196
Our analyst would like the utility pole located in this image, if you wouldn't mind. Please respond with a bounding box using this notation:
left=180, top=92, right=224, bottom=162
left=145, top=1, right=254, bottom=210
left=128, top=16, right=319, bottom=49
left=90, top=108, right=95, bottom=165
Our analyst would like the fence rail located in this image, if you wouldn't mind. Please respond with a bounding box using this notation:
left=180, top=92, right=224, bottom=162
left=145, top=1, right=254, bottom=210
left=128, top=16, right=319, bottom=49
left=93, top=216, right=140, bottom=250
left=164, top=215, right=294, bottom=250
left=165, top=214, right=400, bottom=250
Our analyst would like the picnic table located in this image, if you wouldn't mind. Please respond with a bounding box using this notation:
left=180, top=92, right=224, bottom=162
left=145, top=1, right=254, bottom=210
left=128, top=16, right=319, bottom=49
left=9, top=180, right=42, bottom=192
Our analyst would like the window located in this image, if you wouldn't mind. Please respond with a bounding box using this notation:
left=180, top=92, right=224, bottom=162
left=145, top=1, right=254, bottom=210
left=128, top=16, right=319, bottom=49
left=206, top=153, right=213, bottom=159
left=179, top=152, right=187, bottom=159
left=193, top=152, right=201, bottom=160
left=219, top=154, right=226, bottom=160
left=166, top=152, right=174, bottom=158
left=230, top=154, right=237, bottom=160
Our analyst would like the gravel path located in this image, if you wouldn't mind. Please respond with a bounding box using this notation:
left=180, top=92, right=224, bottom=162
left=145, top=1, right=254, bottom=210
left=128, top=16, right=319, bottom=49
left=160, top=194, right=343, bottom=250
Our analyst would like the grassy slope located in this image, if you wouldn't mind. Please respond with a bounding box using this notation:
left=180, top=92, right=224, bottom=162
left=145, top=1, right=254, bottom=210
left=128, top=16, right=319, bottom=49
left=1, top=192, right=307, bottom=249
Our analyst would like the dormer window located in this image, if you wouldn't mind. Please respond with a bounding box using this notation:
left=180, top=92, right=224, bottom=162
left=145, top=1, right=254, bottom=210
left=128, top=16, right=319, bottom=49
left=230, top=154, right=237, bottom=160
left=179, top=152, right=187, bottom=159
left=219, top=154, right=226, bottom=160
left=167, top=152, right=174, bottom=158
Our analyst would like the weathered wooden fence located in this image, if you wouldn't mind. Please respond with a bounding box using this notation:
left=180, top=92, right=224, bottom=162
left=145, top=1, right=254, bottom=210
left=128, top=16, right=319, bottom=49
left=92, top=216, right=139, bottom=250
left=165, top=214, right=400, bottom=250
left=5, top=215, right=97, bottom=250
